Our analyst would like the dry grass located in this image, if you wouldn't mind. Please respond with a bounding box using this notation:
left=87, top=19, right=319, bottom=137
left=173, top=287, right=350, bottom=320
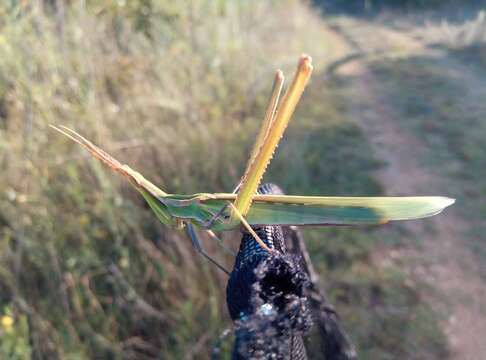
left=409, top=9, right=486, bottom=47
left=0, top=1, right=337, bottom=358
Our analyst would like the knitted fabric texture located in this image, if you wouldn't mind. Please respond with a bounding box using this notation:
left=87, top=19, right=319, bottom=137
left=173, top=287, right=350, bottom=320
left=226, top=184, right=312, bottom=359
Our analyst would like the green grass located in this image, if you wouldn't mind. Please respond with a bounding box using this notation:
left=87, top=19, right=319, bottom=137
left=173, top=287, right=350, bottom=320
left=0, top=1, right=449, bottom=358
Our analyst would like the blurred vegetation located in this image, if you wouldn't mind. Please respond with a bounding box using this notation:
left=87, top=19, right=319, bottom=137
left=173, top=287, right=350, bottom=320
left=371, top=53, right=486, bottom=276
left=0, top=0, right=449, bottom=359
left=314, top=0, right=484, bottom=14
left=366, top=2, right=486, bottom=269
left=416, top=10, right=486, bottom=48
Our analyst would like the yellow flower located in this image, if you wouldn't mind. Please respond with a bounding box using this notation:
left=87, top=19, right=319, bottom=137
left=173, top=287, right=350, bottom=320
left=1, top=315, right=14, bottom=329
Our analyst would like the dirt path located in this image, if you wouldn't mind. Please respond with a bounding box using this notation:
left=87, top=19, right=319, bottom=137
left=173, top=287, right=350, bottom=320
left=325, top=18, right=486, bottom=360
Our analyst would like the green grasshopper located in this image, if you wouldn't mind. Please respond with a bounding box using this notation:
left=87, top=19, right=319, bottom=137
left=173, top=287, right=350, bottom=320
left=51, top=55, right=454, bottom=274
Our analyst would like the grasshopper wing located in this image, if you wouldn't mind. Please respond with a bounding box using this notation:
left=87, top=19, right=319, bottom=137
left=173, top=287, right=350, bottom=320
left=200, top=194, right=455, bottom=229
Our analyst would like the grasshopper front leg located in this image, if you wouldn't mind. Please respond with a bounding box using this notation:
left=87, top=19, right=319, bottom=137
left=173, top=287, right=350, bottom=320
left=185, top=223, right=231, bottom=275
left=227, top=202, right=272, bottom=253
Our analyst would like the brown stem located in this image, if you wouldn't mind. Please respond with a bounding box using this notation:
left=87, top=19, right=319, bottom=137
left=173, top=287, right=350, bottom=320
left=283, top=226, right=358, bottom=360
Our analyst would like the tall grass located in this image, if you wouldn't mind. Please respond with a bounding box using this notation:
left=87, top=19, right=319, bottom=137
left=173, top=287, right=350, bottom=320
left=0, top=1, right=334, bottom=358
